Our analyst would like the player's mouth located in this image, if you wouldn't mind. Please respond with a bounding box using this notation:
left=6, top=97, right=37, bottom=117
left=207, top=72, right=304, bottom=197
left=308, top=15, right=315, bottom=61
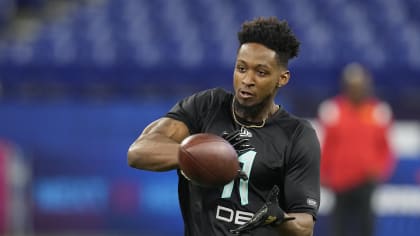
left=238, top=89, right=255, bottom=99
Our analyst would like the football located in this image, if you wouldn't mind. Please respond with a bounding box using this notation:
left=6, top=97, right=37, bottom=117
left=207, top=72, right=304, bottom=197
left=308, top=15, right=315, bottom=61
left=178, top=133, right=239, bottom=187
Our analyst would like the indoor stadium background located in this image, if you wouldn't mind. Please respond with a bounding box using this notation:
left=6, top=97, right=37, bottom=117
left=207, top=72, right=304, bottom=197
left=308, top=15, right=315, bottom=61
left=0, top=0, right=419, bottom=235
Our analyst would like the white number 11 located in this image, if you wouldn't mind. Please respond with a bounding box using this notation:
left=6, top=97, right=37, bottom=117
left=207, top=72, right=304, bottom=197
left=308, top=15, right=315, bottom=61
left=221, top=151, right=257, bottom=205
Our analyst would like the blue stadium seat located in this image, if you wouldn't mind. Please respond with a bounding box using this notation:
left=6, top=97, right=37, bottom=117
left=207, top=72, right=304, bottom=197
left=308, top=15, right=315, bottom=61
left=0, top=0, right=15, bottom=27
left=1, top=0, right=418, bottom=69
left=0, top=0, right=418, bottom=118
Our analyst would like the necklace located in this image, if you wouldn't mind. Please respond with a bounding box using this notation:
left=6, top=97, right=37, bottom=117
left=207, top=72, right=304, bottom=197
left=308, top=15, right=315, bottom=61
left=231, top=98, right=278, bottom=128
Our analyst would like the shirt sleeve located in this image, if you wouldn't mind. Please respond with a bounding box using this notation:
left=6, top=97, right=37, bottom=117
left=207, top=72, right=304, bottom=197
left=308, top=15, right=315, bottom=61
left=165, top=88, right=223, bottom=134
left=284, top=120, right=321, bottom=219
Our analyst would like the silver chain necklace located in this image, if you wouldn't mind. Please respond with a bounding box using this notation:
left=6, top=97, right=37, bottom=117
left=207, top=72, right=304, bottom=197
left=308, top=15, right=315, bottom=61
left=231, top=98, right=279, bottom=128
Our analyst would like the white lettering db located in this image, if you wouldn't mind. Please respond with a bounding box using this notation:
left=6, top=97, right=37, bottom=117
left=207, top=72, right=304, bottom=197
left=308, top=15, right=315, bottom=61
left=215, top=205, right=254, bottom=225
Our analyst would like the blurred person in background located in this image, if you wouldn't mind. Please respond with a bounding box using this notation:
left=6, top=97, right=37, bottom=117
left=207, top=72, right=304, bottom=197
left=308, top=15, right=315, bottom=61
left=317, top=62, right=395, bottom=236
left=0, top=140, right=32, bottom=235
left=128, top=17, right=320, bottom=236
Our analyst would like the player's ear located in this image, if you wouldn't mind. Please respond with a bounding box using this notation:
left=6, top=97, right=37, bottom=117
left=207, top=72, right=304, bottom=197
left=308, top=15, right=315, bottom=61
left=277, top=70, right=290, bottom=88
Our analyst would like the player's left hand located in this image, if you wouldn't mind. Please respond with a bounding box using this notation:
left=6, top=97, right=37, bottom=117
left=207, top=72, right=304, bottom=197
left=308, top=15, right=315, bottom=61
left=230, top=185, right=295, bottom=234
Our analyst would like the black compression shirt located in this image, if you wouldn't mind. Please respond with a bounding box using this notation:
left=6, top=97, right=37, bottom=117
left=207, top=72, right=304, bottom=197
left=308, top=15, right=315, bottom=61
left=166, top=88, right=320, bottom=236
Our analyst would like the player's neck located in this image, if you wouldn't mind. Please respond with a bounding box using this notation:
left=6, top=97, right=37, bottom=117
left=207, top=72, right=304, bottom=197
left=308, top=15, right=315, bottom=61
left=232, top=98, right=279, bottom=125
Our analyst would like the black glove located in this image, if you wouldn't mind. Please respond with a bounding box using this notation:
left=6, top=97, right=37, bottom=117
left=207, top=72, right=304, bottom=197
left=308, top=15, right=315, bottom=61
left=221, top=130, right=255, bottom=155
left=230, top=186, right=295, bottom=235
left=222, top=130, right=255, bottom=181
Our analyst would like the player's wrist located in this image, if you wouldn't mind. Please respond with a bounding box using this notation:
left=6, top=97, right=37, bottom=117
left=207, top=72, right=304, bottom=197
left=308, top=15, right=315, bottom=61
left=272, top=212, right=295, bottom=226
left=265, top=201, right=294, bottom=226
left=230, top=185, right=295, bottom=234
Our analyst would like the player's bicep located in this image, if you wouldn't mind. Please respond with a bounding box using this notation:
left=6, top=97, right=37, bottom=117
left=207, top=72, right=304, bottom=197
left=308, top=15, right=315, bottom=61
left=128, top=117, right=190, bottom=171
left=141, top=117, right=190, bottom=143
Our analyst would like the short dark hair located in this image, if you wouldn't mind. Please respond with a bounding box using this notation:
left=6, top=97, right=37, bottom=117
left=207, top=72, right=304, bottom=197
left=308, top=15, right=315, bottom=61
left=237, top=17, right=300, bottom=66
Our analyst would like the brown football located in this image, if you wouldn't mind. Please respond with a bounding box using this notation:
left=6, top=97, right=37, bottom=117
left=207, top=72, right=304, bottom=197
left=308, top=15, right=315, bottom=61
left=178, top=133, right=239, bottom=187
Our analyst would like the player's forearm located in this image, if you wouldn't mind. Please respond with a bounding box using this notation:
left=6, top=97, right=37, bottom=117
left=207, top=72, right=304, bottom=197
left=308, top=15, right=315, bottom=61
left=127, top=132, right=180, bottom=171
left=276, top=213, right=314, bottom=236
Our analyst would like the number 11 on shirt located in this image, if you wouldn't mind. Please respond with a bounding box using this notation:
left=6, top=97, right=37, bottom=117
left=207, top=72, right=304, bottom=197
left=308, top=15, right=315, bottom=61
left=221, top=151, right=257, bottom=205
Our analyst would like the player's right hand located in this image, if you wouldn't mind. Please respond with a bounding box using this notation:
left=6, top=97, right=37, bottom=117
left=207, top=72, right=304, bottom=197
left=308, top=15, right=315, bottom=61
left=221, top=130, right=254, bottom=181
left=221, top=130, right=255, bottom=155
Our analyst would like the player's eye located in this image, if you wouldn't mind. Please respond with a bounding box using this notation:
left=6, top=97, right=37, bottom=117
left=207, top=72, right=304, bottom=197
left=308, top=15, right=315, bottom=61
left=257, top=70, right=268, bottom=76
left=236, top=65, right=246, bottom=73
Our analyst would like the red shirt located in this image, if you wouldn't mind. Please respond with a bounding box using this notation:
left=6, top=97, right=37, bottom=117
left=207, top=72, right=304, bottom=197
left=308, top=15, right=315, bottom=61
left=318, top=96, right=395, bottom=192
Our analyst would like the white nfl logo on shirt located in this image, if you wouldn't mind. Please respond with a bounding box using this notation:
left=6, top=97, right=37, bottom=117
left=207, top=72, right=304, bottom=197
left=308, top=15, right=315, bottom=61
left=239, top=127, right=252, bottom=138
left=307, top=198, right=318, bottom=208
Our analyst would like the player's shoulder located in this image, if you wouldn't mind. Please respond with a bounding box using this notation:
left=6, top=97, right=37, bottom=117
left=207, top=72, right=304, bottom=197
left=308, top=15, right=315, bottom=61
left=191, top=87, right=233, bottom=104
left=289, top=113, right=316, bottom=134
left=198, top=87, right=231, bottom=97
left=276, top=108, right=317, bottom=137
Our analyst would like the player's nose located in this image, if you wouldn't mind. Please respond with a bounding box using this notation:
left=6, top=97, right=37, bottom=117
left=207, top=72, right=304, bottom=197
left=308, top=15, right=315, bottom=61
left=241, top=72, right=255, bottom=86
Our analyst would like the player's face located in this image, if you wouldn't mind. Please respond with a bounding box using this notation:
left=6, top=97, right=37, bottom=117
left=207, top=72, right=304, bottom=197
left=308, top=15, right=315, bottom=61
left=233, top=43, right=289, bottom=108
